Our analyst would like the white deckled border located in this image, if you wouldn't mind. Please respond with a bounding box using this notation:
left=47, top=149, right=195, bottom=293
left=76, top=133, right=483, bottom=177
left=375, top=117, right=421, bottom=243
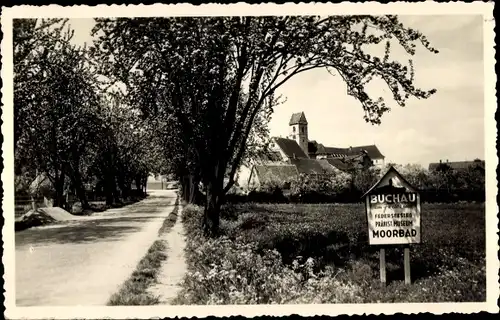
left=0, top=2, right=495, bottom=18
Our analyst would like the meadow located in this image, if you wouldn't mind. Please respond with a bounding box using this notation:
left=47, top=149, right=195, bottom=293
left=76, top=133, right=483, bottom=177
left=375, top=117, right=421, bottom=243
left=174, top=202, right=486, bottom=304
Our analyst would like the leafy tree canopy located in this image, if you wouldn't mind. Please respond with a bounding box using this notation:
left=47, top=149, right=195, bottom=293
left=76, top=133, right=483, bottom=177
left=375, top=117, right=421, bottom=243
left=90, top=15, right=438, bottom=235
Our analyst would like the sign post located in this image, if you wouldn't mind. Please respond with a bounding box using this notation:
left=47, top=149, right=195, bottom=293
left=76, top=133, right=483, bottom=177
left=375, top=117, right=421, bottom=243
left=404, top=247, right=411, bottom=284
left=379, top=248, right=386, bottom=284
left=363, top=166, right=421, bottom=285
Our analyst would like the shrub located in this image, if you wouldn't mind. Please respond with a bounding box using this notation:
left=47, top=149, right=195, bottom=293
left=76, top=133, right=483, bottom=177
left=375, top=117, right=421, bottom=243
left=289, top=173, right=353, bottom=203
left=247, top=188, right=288, bottom=203
left=224, top=163, right=486, bottom=204
left=175, top=205, right=364, bottom=305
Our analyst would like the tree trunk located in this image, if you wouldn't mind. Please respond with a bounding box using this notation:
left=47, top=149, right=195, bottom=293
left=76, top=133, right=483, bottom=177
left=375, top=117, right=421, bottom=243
left=72, top=175, right=90, bottom=210
left=202, top=173, right=224, bottom=236
left=104, top=175, right=115, bottom=206
left=181, top=175, right=190, bottom=202
left=122, top=180, right=131, bottom=200
left=53, top=171, right=66, bottom=208
left=189, top=175, right=196, bottom=203
left=188, top=174, right=202, bottom=204
left=135, top=175, right=143, bottom=196
left=180, top=174, right=202, bottom=204
left=142, top=175, right=148, bottom=195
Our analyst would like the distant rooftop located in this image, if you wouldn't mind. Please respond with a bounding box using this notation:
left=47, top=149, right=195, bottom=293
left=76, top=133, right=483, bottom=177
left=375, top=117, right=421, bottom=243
left=310, top=141, right=384, bottom=160
left=428, top=159, right=485, bottom=171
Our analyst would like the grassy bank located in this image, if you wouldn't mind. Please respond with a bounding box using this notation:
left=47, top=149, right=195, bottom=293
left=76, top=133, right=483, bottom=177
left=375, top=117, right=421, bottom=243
left=175, top=202, right=485, bottom=304
left=107, top=196, right=180, bottom=305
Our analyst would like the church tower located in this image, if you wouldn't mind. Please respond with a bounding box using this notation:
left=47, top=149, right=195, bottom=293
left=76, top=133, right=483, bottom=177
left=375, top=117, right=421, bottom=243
left=288, top=112, right=309, bottom=156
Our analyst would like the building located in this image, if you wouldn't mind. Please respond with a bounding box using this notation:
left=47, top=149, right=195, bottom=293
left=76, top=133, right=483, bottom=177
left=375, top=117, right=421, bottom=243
left=288, top=111, right=309, bottom=155
left=247, top=164, right=299, bottom=191
left=238, top=112, right=385, bottom=190
left=428, top=159, right=485, bottom=172
left=280, top=112, right=385, bottom=167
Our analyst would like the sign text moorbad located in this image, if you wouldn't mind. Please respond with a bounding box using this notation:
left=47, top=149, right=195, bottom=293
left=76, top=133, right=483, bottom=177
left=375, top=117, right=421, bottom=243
left=364, top=167, right=421, bottom=246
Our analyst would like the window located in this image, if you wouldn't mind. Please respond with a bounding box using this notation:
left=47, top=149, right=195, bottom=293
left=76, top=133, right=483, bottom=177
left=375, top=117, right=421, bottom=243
left=293, top=126, right=296, bottom=133
left=301, top=127, right=304, bottom=133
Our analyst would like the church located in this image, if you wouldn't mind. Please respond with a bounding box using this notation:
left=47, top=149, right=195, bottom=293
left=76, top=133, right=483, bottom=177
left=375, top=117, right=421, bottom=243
left=237, top=112, right=385, bottom=190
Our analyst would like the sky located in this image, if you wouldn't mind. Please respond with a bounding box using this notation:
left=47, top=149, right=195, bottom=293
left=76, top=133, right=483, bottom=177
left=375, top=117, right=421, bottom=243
left=68, top=15, right=485, bottom=167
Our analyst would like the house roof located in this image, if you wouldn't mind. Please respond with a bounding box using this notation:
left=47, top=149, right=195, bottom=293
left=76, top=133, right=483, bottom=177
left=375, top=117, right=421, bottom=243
left=316, top=159, right=339, bottom=173
left=274, top=137, right=309, bottom=159
left=289, top=158, right=337, bottom=175
left=323, top=158, right=351, bottom=172
left=428, top=160, right=485, bottom=171
left=324, top=147, right=350, bottom=158
left=255, top=149, right=283, bottom=163
left=315, top=144, right=384, bottom=160
left=252, top=164, right=299, bottom=183
left=349, top=145, right=384, bottom=159
left=29, top=173, right=52, bottom=193
left=289, top=112, right=308, bottom=125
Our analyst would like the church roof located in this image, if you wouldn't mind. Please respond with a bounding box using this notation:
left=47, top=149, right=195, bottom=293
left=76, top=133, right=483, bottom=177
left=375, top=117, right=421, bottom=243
left=274, top=137, right=308, bottom=159
left=289, top=112, right=308, bottom=125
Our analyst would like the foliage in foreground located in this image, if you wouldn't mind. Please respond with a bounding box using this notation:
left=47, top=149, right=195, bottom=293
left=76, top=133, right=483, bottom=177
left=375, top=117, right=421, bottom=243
left=174, top=205, right=363, bottom=304
left=175, top=203, right=485, bottom=304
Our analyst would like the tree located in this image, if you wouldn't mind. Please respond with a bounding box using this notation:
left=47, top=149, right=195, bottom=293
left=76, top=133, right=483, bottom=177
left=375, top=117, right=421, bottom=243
left=89, top=92, right=166, bottom=205
left=92, top=16, right=438, bottom=235
left=13, top=18, right=70, bottom=152
left=14, top=18, right=102, bottom=209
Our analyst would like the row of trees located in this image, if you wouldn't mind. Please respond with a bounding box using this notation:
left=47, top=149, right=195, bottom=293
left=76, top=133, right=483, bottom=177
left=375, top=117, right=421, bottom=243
left=14, top=16, right=438, bottom=235
left=14, top=19, right=168, bottom=210
left=88, top=16, right=438, bottom=235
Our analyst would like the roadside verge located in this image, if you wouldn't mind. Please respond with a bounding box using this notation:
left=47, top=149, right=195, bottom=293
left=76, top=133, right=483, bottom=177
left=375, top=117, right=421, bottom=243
left=107, top=196, right=180, bottom=305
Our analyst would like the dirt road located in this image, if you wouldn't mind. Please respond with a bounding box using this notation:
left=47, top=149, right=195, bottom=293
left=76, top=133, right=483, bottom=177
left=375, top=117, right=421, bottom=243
left=15, top=189, right=177, bottom=306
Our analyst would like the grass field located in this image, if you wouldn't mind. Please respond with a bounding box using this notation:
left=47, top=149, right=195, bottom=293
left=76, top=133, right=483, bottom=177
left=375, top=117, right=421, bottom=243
left=176, top=202, right=485, bottom=304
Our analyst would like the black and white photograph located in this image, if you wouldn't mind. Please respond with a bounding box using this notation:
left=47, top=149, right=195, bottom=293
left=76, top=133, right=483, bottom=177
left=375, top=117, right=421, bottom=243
left=2, top=2, right=497, bottom=318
